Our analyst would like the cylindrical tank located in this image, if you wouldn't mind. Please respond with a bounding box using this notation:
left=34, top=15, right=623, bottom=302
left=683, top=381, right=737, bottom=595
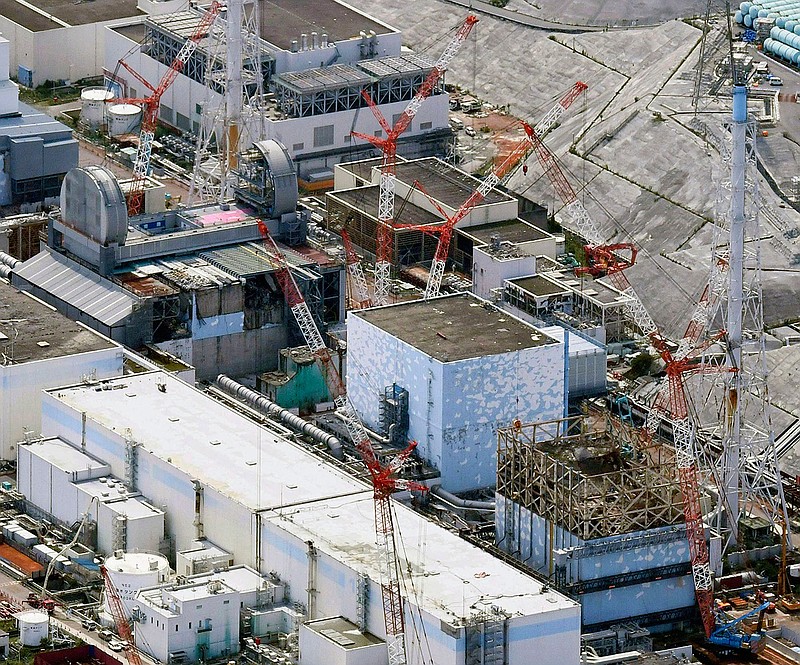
left=745, top=14, right=754, bottom=26
left=107, top=103, right=142, bottom=137
left=736, top=10, right=745, bottom=21
left=18, top=611, right=48, bottom=646
left=80, top=87, right=114, bottom=127
left=102, top=551, right=170, bottom=618
left=741, top=1, right=753, bottom=12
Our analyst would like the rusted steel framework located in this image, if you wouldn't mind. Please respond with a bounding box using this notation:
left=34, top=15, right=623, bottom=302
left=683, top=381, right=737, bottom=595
left=497, top=416, right=683, bottom=542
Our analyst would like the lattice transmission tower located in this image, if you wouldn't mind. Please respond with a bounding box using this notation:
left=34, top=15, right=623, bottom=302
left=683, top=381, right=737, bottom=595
left=189, top=0, right=265, bottom=204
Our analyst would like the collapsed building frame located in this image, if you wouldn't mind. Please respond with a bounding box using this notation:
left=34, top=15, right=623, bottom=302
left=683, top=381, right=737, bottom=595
left=497, top=414, right=684, bottom=543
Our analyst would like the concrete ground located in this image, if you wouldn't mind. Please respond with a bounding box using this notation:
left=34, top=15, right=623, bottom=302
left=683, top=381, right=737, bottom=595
left=348, top=0, right=800, bottom=339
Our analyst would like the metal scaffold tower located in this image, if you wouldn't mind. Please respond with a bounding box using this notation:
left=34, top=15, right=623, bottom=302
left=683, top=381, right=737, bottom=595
left=700, top=57, right=789, bottom=553
left=189, top=0, right=265, bottom=204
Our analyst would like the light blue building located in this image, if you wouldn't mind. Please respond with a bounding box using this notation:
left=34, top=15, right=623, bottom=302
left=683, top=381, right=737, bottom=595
left=347, top=292, right=566, bottom=492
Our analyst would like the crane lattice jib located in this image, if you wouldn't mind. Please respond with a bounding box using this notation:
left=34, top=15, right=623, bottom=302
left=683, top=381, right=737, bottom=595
left=257, top=221, right=427, bottom=665
left=121, top=1, right=222, bottom=215
left=101, top=565, right=143, bottom=665
left=340, top=229, right=371, bottom=309
left=533, top=81, right=588, bottom=138
left=421, top=123, right=535, bottom=299
left=352, top=15, right=477, bottom=305
left=393, top=15, right=478, bottom=136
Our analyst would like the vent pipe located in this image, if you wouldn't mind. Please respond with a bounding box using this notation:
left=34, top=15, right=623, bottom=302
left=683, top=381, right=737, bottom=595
left=215, top=375, right=342, bottom=458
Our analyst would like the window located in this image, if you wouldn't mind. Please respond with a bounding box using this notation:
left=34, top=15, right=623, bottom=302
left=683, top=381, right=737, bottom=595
left=160, top=105, right=174, bottom=125
left=292, top=142, right=305, bottom=152
left=223, top=600, right=230, bottom=605
left=373, top=130, right=382, bottom=138
left=392, top=113, right=402, bottom=126
left=175, top=625, right=179, bottom=632
left=151, top=617, right=153, bottom=624
left=420, top=121, right=432, bottom=130
left=195, top=103, right=202, bottom=115
left=343, top=135, right=352, bottom=143
left=313, top=124, right=334, bottom=147
left=176, top=112, right=191, bottom=132
left=189, top=622, right=192, bottom=629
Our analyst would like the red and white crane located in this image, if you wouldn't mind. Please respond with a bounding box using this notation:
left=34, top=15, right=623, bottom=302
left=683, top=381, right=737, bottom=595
left=419, top=81, right=587, bottom=300
left=351, top=15, right=478, bottom=307
left=256, top=221, right=426, bottom=665
left=340, top=228, right=372, bottom=310
left=526, top=124, right=721, bottom=637
left=100, top=564, right=143, bottom=665
left=110, top=2, right=222, bottom=216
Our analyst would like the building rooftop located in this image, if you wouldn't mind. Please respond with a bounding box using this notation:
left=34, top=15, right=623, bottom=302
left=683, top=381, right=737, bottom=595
left=508, top=274, right=570, bottom=297
left=353, top=292, right=558, bottom=362
left=186, top=565, right=266, bottom=593
left=19, top=436, right=110, bottom=477
left=461, top=218, right=551, bottom=246
left=0, top=280, right=118, bottom=364
left=257, top=0, right=393, bottom=52
left=394, top=158, right=512, bottom=210
left=46, top=372, right=370, bottom=512
left=304, top=617, right=384, bottom=650
left=14, top=249, right=140, bottom=327
left=0, top=0, right=143, bottom=31
left=74, top=478, right=165, bottom=520
left=264, top=493, right=579, bottom=625
left=0, top=102, right=75, bottom=142
left=330, top=186, right=442, bottom=228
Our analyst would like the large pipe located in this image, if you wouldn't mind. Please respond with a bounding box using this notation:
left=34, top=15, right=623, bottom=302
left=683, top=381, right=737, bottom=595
left=0, top=251, right=20, bottom=269
left=432, top=485, right=495, bottom=511
left=0, top=265, right=11, bottom=279
left=216, top=375, right=342, bottom=458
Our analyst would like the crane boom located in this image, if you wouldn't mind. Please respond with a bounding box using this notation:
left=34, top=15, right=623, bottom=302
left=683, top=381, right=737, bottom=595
left=256, top=222, right=426, bottom=665
left=420, top=83, right=586, bottom=300
left=112, top=2, right=222, bottom=216
left=340, top=229, right=371, bottom=309
left=100, top=565, right=143, bottom=665
left=351, top=16, right=478, bottom=306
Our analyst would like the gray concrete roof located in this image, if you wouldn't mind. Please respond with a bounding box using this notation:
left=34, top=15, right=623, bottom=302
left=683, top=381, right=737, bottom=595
left=0, top=0, right=143, bottom=30
left=0, top=280, right=117, bottom=365
left=258, top=0, right=393, bottom=51
left=353, top=292, right=557, bottom=362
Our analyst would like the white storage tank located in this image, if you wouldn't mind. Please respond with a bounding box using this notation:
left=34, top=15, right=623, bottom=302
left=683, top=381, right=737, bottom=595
left=108, top=103, right=142, bottom=137
left=17, top=611, right=48, bottom=646
left=80, top=87, right=114, bottom=127
left=102, top=551, right=170, bottom=618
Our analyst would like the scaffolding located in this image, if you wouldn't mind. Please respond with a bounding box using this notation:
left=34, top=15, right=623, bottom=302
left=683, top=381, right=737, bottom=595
left=497, top=415, right=683, bottom=542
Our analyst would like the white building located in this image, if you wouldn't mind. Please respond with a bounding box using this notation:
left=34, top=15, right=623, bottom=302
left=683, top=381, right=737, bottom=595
left=347, top=293, right=566, bottom=492
left=133, top=566, right=282, bottom=663
left=17, top=436, right=166, bottom=554
left=0, top=0, right=150, bottom=87
left=104, top=0, right=450, bottom=178
left=36, top=370, right=581, bottom=665
left=0, top=282, right=123, bottom=460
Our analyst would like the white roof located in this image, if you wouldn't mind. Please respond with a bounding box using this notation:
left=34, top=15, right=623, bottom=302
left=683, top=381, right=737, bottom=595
left=264, top=494, right=579, bottom=624
left=20, top=436, right=110, bottom=476
left=75, top=478, right=164, bottom=520
left=48, top=372, right=369, bottom=511
left=187, top=565, right=265, bottom=593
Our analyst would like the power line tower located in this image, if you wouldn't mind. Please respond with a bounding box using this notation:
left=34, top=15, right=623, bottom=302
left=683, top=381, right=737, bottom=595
left=700, top=40, right=789, bottom=554
left=189, top=0, right=265, bottom=204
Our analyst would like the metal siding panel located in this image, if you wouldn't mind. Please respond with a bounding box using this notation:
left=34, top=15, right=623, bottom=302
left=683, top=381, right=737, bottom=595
left=9, top=137, right=44, bottom=181
left=40, top=138, right=78, bottom=176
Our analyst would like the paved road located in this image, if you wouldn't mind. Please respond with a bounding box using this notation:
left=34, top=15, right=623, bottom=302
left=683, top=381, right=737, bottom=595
left=442, top=0, right=606, bottom=32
